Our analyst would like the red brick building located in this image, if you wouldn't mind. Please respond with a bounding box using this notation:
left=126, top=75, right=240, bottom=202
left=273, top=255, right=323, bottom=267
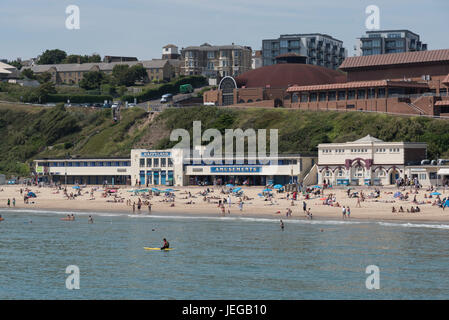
left=204, top=49, right=449, bottom=116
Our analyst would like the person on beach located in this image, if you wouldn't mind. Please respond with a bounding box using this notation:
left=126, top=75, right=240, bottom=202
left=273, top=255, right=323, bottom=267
left=12, top=198, right=15, bottom=207
left=342, top=206, right=346, bottom=219
left=148, top=203, right=152, bottom=213
left=347, top=206, right=351, bottom=219
left=132, top=202, right=136, bottom=214
left=356, top=197, right=361, bottom=207
left=7, top=198, right=10, bottom=207
left=280, top=219, right=284, bottom=231
left=161, top=238, right=170, bottom=250
left=239, top=201, right=243, bottom=211
left=88, top=215, right=94, bottom=224
left=303, top=201, right=307, bottom=214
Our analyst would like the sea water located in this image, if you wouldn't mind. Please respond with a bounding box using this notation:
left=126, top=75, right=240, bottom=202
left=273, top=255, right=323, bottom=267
left=0, top=209, right=448, bottom=299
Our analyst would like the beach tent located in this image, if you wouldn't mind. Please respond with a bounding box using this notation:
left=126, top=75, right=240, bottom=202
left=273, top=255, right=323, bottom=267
left=312, top=185, right=322, bottom=189
left=27, top=191, right=36, bottom=198
left=226, top=184, right=234, bottom=187
left=165, top=188, right=175, bottom=192
left=430, top=192, right=441, bottom=196
left=273, top=184, right=283, bottom=189
left=72, top=186, right=80, bottom=189
left=263, top=188, right=272, bottom=192
left=232, top=187, right=242, bottom=193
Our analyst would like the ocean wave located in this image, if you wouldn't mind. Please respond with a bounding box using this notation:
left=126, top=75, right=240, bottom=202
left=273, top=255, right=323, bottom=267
left=377, top=221, right=449, bottom=230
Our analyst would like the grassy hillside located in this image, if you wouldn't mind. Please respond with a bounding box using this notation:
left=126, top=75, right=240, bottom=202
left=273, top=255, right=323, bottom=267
left=1, top=103, right=449, bottom=177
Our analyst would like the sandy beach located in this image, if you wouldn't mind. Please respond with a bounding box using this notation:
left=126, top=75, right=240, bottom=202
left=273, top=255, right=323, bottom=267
left=1, top=184, right=449, bottom=223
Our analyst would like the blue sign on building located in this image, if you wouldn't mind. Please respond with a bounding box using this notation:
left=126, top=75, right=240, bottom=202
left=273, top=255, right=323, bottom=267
left=141, top=152, right=171, bottom=157
left=210, top=167, right=261, bottom=173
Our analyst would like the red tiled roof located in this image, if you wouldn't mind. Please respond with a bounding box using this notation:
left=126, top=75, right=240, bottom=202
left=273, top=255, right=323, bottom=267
left=339, top=49, right=449, bottom=70
left=235, top=64, right=346, bottom=88
left=286, top=80, right=429, bottom=93
left=435, top=100, right=449, bottom=106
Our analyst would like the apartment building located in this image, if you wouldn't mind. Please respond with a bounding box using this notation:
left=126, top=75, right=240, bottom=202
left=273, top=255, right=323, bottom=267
left=262, top=33, right=347, bottom=70
left=358, top=29, right=427, bottom=56
left=181, top=43, right=252, bottom=79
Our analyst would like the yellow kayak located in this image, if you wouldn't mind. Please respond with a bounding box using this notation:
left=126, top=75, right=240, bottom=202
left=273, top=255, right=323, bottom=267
left=144, top=247, right=173, bottom=251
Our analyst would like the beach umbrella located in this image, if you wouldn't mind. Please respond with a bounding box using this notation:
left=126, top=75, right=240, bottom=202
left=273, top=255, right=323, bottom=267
left=27, top=191, right=36, bottom=197
left=312, top=185, right=322, bottom=189
left=263, top=188, right=272, bottom=192
left=430, top=192, right=441, bottom=196
left=393, top=191, right=401, bottom=198
left=165, top=188, right=175, bottom=192
left=72, top=186, right=80, bottom=189
left=232, top=187, right=242, bottom=193
left=226, top=184, right=234, bottom=187
left=273, top=184, right=283, bottom=189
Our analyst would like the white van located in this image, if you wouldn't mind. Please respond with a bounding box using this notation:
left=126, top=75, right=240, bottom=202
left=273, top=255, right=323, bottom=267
left=160, top=94, right=173, bottom=103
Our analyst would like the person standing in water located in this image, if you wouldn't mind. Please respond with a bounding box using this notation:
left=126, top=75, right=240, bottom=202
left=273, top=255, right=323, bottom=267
left=280, top=219, right=284, bottom=231
left=88, top=215, right=94, bottom=224
left=12, top=198, right=15, bottom=207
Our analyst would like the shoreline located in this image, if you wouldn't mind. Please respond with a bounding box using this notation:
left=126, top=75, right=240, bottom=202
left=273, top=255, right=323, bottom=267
left=1, top=185, right=449, bottom=224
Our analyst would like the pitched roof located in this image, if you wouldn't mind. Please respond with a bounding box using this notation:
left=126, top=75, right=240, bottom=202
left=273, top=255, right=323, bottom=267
left=286, top=80, right=429, bottom=92
left=435, top=100, right=449, bottom=106
left=27, top=60, right=167, bottom=73
left=339, top=49, right=449, bottom=70
left=351, top=135, right=383, bottom=143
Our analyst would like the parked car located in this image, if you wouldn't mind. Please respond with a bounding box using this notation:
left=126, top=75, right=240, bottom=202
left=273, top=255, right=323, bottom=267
left=160, top=94, right=173, bottom=103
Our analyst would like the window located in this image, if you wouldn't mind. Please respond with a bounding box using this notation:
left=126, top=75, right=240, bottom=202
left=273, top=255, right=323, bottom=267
left=324, top=170, right=331, bottom=177
left=378, top=88, right=386, bottom=98
left=207, top=51, right=215, bottom=59
left=337, top=91, right=346, bottom=100
left=356, top=167, right=364, bottom=177
left=319, top=92, right=327, bottom=101
left=310, top=92, right=317, bottom=102
left=419, top=173, right=427, bottom=180
left=161, top=158, right=167, bottom=167
left=168, top=158, right=173, bottom=167
left=367, top=88, right=376, bottom=99
left=337, top=170, right=343, bottom=177
left=292, top=93, right=299, bottom=103
left=153, top=158, right=159, bottom=167
left=357, top=89, right=366, bottom=99
left=146, top=158, right=152, bottom=167
left=140, top=159, right=145, bottom=167
left=300, top=93, right=308, bottom=102
left=347, top=90, right=356, bottom=100
left=328, top=91, right=336, bottom=101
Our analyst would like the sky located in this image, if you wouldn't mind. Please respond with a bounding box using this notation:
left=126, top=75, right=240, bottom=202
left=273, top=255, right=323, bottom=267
left=1, top=0, right=448, bottom=61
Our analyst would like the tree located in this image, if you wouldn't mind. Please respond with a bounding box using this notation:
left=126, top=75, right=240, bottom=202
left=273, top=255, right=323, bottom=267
left=35, top=82, right=56, bottom=102
left=87, top=54, right=101, bottom=63
left=36, top=72, right=52, bottom=84
left=112, top=64, right=135, bottom=86
left=129, top=65, right=148, bottom=83
left=79, top=71, right=106, bottom=90
left=8, top=60, right=22, bottom=69
left=62, top=53, right=102, bottom=64
left=21, top=68, right=36, bottom=80
left=37, top=49, right=67, bottom=64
